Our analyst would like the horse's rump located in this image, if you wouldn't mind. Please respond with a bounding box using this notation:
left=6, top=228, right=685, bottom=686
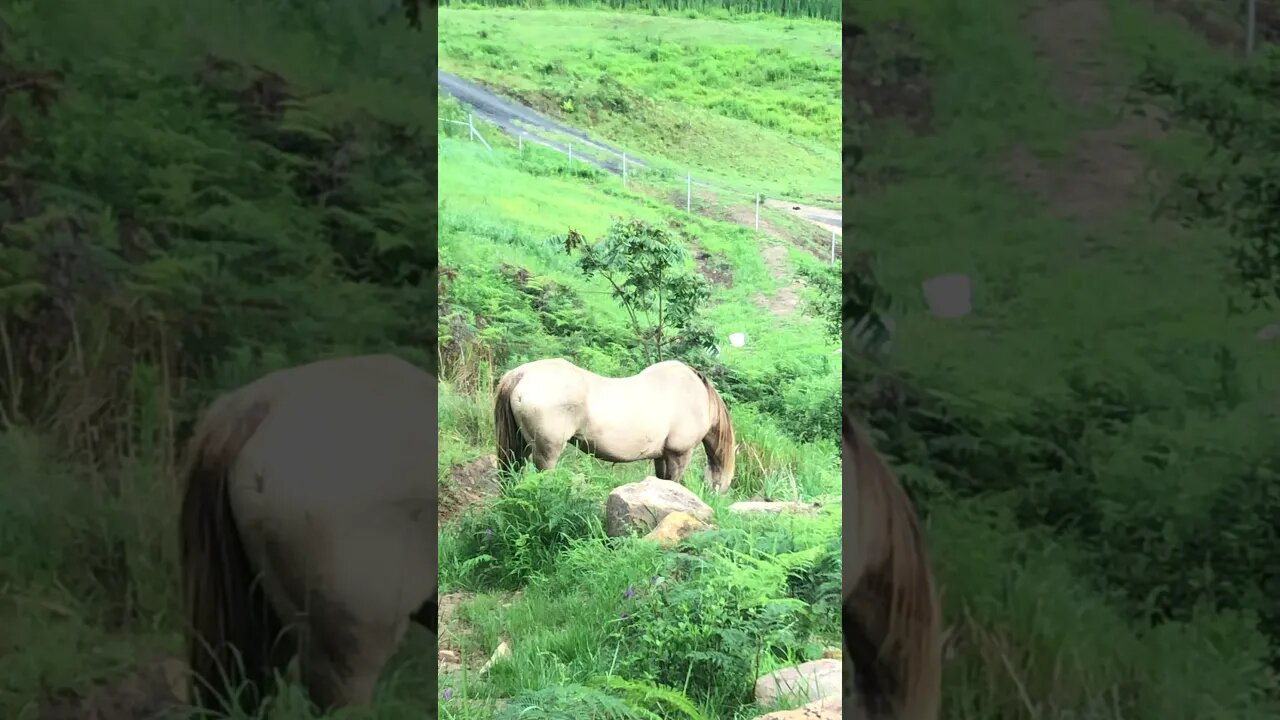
left=180, top=354, right=438, bottom=714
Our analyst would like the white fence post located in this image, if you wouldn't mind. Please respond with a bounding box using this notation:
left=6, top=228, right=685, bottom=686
left=686, top=172, right=692, bottom=213
left=622, top=152, right=628, bottom=186
left=518, top=132, right=523, bottom=152
left=830, top=231, right=837, bottom=265
left=1247, top=0, right=1257, bottom=57
left=755, top=193, right=761, bottom=231
left=468, top=113, right=475, bottom=142
left=469, top=120, right=493, bottom=152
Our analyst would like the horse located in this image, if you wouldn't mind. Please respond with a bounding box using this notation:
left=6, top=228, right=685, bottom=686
left=843, top=411, right=943, bottom=720
left=178, top=354, right=438, bottom=716
left=492, top=357, right=736, bottom=492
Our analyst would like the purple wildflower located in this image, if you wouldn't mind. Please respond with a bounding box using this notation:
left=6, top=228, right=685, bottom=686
left=442, top=688, right=454, bottom=701
left=623, top=586, right=636, bottom=599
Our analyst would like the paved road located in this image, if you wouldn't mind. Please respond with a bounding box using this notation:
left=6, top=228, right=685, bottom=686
left=765, top=199, right=843, bottom=236
left=438, top=69, right=642, bottom=175
left=438, top=69, right=842, bottom=234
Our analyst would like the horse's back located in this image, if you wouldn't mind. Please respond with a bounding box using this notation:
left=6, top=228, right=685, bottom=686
left=506, top=357, right=592, bottom=404
left=507, top=357, right=588, bottom=381
left=226, top=354, right=437, bottom=626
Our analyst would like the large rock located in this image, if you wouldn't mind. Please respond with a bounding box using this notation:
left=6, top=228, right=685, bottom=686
left=643, top=510, right=711, bottom=548
left=478, top=641, right=511, bottom=676
left=728, top=501, right=818, bottom=515
left=750, top=694, right=841, bottom=720
left=921, top=272, right=972, bottom=318
left=1256, top=322, right=1280, bottom=341
left=606, top=477, right=713, bottom=537
left=754, top=659, right=842, bottom=706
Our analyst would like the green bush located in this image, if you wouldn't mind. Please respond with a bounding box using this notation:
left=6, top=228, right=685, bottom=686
left=446, top=470, right=608, bottom=589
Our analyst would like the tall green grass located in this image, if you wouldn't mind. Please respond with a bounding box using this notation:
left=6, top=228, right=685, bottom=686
left=440, top=0, right=840, bottom=21
left=849, top=0, right=1280, bottom=716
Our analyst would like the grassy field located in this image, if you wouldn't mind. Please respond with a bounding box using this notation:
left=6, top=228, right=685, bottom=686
left=849, top=0, right=1280, bottom=718
left=438, top=7, right=840, bottom=202
left=436, top=7, right=843, bottom=719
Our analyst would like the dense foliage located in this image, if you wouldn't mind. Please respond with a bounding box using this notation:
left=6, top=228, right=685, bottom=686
left=0, top=0, right=445, bottom=714
left=846, top=2, right=1280, bottom=718
left=1138, top=46, right=1280, bottom=310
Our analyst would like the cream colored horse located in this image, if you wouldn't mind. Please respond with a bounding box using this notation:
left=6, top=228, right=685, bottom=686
left=843, top=411, right=943, bottom=720
left=179, top=354, right=437, bottom=716
left=493, top=358, right=736, bottom=491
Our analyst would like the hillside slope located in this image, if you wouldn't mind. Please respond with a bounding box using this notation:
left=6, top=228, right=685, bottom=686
left=439, top=8, right=841, bottom=203
left=436, top=7, right=843, bottom=720
left=850, top=1, right=1280, bottom=718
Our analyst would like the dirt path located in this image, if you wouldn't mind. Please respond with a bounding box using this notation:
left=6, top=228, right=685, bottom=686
left=440, top=454, right=500, bottom=524
left=756, top=245, right=803, bottom=316
left=37, top=658, right=187, bottom=720
left=1007, top=0, right=1165, bottom=223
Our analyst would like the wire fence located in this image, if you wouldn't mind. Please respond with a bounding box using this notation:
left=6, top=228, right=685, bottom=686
left=439, top=111, right=842, bottom=265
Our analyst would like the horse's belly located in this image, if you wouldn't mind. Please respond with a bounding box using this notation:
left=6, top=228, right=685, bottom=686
left=579, top=417, right=669, bottom=461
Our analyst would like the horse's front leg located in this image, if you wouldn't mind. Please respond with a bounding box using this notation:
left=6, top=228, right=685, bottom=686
left=662, top=449, right=693, bottom=485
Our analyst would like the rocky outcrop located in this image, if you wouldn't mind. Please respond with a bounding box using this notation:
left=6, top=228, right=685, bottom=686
left=749, top=694, right=841, bottom=719
left=754, top=658, right=842, bottom=706
left=643, top=510, right=712, bottom=548
left=605, top=477, right=713, bottom=537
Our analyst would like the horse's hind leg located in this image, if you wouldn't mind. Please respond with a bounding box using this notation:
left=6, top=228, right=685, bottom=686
left=299, top=611, right=408, bottom=709
left=531, top=433, right=570, bottom=471
left=513, top=407, right=571, bottom=472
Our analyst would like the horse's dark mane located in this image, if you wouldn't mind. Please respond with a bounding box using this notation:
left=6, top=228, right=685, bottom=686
left=844, top=412, right=942, bottom=720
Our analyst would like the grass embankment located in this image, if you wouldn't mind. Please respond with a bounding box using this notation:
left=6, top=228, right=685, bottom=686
left=439, top=7, right=840, bottom=203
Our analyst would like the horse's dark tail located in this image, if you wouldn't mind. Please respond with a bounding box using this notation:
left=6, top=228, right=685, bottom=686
left=494, top=368, right=529, bottom=479
left=179, top=394, right=281, bottom=717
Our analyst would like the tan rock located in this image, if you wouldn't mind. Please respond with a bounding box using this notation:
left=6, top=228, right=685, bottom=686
left=921, top=272, right=972, bottom=318
left=605, top=477, right=713, bottom=537
left=643, top=510, right=711, bottom=548
left=159, top=657, right=187, bottom=703
left=478, top=641, right=512, bottom=676
left=439, top=648, right=462, bottom=674
left=750, top=694, right=841, bottom=719
left=754, top=659, right=842, bottom=706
